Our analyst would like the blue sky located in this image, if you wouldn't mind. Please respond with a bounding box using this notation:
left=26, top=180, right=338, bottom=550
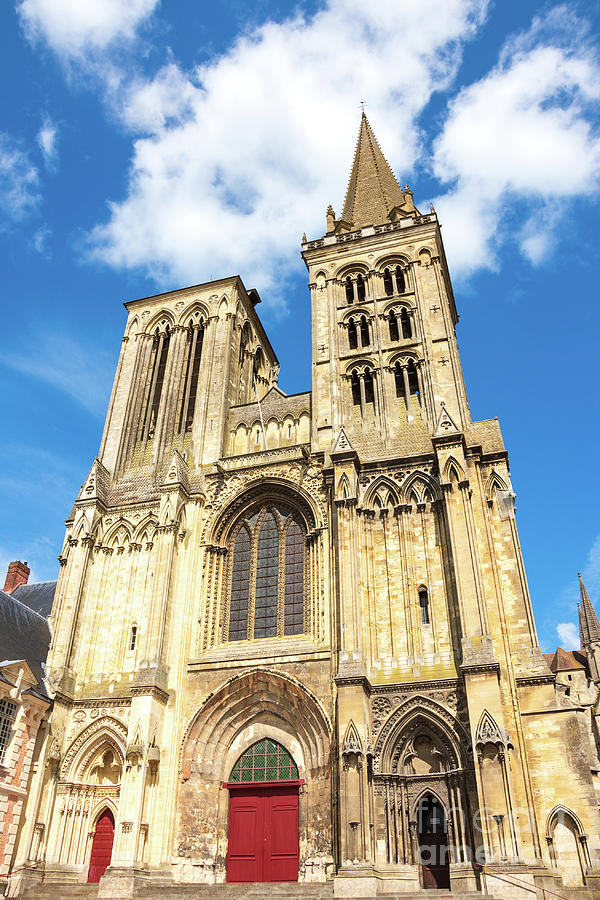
left=1, top=0, right=599, bottom=651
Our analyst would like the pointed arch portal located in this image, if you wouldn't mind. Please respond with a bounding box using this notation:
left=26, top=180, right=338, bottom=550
left=87, top=808, right=115, bottom=883
left=226, top=739, right=301, bottom=883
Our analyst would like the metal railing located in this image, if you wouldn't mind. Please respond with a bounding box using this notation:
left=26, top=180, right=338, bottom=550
left=477, top=863, right=574, bottom=900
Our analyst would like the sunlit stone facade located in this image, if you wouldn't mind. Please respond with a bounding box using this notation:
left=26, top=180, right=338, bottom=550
left=10, top=115, right=600, bottom=898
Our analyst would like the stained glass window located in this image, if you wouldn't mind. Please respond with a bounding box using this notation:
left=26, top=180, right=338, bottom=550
left=227, top=505, right=306, bottom=641
left=229, top=738, right=299, bottom=783
left=229, top=526, right=251, bottom=641
left=284, top=522, right=304, bottom=635
left=254, top=513, right=279, bottom=639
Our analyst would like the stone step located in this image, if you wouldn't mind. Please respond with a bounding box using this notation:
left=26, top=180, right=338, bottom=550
left=20, top=886, right=505, bottom=900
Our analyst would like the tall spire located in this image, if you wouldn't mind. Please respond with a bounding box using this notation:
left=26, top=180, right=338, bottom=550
left=578, top=573, right=600, bottom=646
left=340, top=112, right=416, bottom=229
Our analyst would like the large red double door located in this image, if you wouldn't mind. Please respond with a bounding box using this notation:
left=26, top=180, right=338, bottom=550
left=227, top=784, right=299, bottom=882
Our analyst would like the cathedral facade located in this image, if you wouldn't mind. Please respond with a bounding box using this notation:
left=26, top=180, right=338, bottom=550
left=10, top=115, right=600, bottom=898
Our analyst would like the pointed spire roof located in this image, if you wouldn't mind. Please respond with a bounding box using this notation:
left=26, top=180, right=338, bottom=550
left=341, top=113, right=413, bottom=229
left=578, top=573, right=600, bottom=646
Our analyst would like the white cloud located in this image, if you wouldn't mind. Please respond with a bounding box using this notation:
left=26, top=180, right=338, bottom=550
left=37, top=117, right=58, bottom=170
left=17, top=0, right=159, bottom=57
left=433, top=7, right=600, bottom=276
left=0, top=133, right=40, bottom=226
left=4, top=331, right=114, bottom=416
left=556, top=621, right=579, bottom=648
left=85, top=0, right=490, bottom=301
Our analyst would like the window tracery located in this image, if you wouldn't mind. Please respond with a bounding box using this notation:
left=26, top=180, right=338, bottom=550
left=226, top=504, right=306, bottom=641
left=140, top=323, right=171, bottom=440
left=177, top=319, right=204, bottom=433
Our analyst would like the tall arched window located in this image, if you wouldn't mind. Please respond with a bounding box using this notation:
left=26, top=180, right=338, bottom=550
left=348, top=319, right=358, bottom=350
left=351, top=371, right=361, bottom=407
left=389, top=310, right=399, bottom=342
left=419, top=586, right=430, bottom=624
left=356, top=273, right=366, bottom=301
left=359, top=315, right=370, bottom=347
left=383, top=267, right=393, bottom=296
left=227, top=505, right=306, bottom=641
left=395, top=359, right=420, bottom=403
left=140, top=324, right=171, bottom=441
left=345, top=276, right=354, bottom=304
left=400, top=308, right=412, bottom=339
left=178, top=322, right=204, bottom=433
left=395, top=265, right=406, bottom=293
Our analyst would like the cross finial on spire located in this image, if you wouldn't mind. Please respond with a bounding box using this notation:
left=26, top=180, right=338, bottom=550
left=359, top=100, right=367, bottom=113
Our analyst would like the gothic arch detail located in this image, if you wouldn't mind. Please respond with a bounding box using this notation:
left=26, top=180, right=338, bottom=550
left=61, top=717, right=128, bottom=781
left=373, top=695, right=467, bottom=774
left=401, top=470, right=440, bottom=504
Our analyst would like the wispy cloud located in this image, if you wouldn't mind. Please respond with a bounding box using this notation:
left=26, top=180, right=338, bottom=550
left=3, top=331, right=114, bottom=416
left=83, top=0, right=490, bottom=300
left=37, top=116, right=59, bottom=171
left=433, top=5, right=600, bottom=277
left=17, top=0, right=159, bottom=58
left=556, top=621, right=579, bottom=648
left=0, top=132, right=40, bottom=227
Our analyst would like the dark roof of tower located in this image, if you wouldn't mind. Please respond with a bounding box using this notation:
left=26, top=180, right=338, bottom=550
left=341, top=113, right=408, bottom=228
left=0, top=588, right=51, bottom=688
left=579, top=573, right=600, bottom=646
left=11, top=580, right=56, bottom=618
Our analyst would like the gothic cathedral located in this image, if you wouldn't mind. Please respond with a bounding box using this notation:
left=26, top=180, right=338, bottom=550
left=12, top=115, right=600, bottom=898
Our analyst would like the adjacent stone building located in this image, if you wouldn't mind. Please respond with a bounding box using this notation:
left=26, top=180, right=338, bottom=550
left=0, top=562, right=53, bottom=893
left=10, top=115, right=600, bottom=898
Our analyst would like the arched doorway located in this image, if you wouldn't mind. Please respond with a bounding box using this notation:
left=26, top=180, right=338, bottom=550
left=547, top=806, right=589, bottom=887
left=87, top=808, right=115, bottom=883
left=226, top=738, right=302, bottom=883
left=417, top=795, right=450, bottom=889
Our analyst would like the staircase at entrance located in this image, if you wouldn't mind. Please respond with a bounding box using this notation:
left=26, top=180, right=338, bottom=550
left=20, top=882, right=510, bottom=900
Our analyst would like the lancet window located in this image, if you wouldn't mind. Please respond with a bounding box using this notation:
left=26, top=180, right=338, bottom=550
left=345, top=276, right=354, bottom=304
left=382, top=265, right=407, bottom=296
left=419, top=586, right=430, bottom=624
left=401, top=307, right=412, bottom=338
left=140, top=324, right=171, bottom=440
left=350, top=367, right=375, bottom=417
left=356, top=273, right=366, bottom=301
left=344, top=272, right=367, bottom=304
left=347, top=315, right=370, bottom=350
left=383, top=267, right=394, bottom=295
left=177, top=320, right=204, bottom=433
left=394, top=359, right=420, bottom=405
left=227, top=504, right=306, bottom=642
left=395, top=265, right=406, bottom=293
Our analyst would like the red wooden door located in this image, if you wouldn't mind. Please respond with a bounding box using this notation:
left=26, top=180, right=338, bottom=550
left=227, top=785, right=299, bottom=882
left=87, top=809, right=115, bottom=883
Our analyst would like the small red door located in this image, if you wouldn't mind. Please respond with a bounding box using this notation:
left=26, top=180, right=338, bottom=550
left=87, top=809, right=115, bottom=883
left=227, top=785, right=299, bottom=882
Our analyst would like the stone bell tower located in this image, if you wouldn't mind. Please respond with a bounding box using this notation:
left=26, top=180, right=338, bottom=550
left=302, top=114, right=600, bottom=894
left=303, top=111, right=470, bottom=461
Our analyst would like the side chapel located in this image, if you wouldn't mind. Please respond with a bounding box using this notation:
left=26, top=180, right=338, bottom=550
left=10, top=114, right=600, bottom=898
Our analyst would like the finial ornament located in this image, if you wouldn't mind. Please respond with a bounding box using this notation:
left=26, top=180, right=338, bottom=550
left=326, top=205, right=336, bottom=234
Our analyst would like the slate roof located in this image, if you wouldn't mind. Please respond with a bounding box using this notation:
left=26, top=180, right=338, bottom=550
left=11, top=580, right=56, bottom=618
left=229, top=387, right=311, bottom=429
left=0, top=588, right=51, bottom=689
left=341, top=113, right=409, bottom=229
